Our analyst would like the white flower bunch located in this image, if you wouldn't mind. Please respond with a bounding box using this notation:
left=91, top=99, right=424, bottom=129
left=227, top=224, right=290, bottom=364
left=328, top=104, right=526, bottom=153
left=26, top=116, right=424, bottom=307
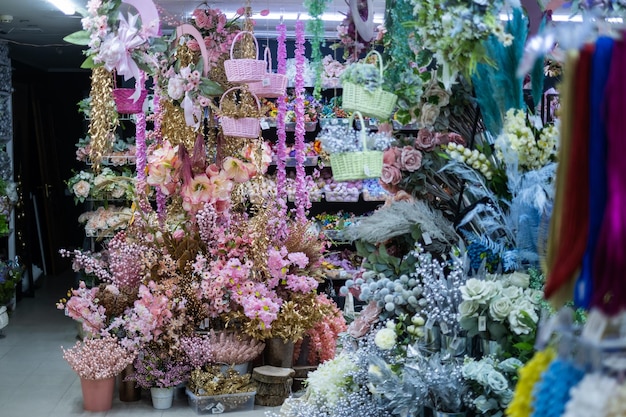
left=462, top=356, right=522, bottom=416
left=67, top=170, right=96, bottom=204
left=318, top=126, right=393, bottom=154
left=458, top=273, right=541, bottom=337
left=306, top=353, right=359, bottom=405
left=495, top=108, right=558, bottom=172
left=445, top=142, right=494, bottom=180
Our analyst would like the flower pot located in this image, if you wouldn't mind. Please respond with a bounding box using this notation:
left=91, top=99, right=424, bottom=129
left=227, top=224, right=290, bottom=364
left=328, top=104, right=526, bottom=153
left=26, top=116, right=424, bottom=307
left=118, top=364, right=141, bottom=402
left=150, top=386, right=174, bottom=409
left=80, top=376, right=115, bottom=412
left=264, top=337, right=295, bottom=368
left=220, top=362, right=250, bottom=375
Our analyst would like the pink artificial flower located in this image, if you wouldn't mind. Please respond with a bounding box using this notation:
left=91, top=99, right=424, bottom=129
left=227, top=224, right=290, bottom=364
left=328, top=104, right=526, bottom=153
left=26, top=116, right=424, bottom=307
left=236, top=7, right=245, bottom=15
left=222, top=157, right=253, bottom=183
left=287, top=252, right=309, bottom=269
left=382, top=147, right=401, bottom=168
left=181, top=173, right=215, bottom=214
left=146, top=141, right=181, bottom=195
left=259, top=9, right=270, bottom=16
left=414, top=129, right=438, bottom=151
left=380, top=164, right=402, bottom=185
left=399, top=146, right=423, bottom=172
left=172, top=229, right=185, bottom=240
left=206, top=163, right=220, bottom=178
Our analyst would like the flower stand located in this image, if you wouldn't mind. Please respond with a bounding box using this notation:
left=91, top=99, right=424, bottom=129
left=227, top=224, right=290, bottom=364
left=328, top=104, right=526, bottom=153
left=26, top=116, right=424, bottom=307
left=150, top=387, right=175, bottom=409
left=252, top=365, right=295, bottom=406
left=80, top=376, right=115, bottom=412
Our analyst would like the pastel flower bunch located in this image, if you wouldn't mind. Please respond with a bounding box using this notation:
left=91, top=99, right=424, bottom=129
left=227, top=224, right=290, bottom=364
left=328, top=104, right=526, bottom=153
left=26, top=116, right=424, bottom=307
left=321, top=55, right=346, bottom=88
left=62, top=336, right=136, bottom=380
left=306, top=353, right=359, bottom=405
left=187, top=7, right=241, bottom=69
left=444, top=142, right=494, bottom=180
left=495, top=108, right=559, bottom=172
left=57, top=280, right=107, bottom=336
left=462, top=356, right=522, bottom=416
left=79, top=205, right=133, bottom=238
left=129, top=346, right=192, bottom=389
left=67, top=170, right=95, bottom=204
left=283, top=91, right=321, bottom=123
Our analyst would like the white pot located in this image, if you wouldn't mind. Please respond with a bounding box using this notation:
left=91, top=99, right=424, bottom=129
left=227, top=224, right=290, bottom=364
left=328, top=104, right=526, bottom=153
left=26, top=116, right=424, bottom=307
left=150, top=387, right=174, bottom=409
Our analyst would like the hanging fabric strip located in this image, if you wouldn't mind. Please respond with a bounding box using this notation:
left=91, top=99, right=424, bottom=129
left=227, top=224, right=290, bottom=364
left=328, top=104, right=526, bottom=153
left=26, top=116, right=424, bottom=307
left=575, top=37, right=614, bottom=309
left=592, top=36, right=626, bottom=315
left=545, top=45, right=594, bottom=307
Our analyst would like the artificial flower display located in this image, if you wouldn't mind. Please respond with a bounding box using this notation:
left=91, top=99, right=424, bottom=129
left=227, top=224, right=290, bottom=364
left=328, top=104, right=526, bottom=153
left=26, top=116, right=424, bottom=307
left=62, top=337, right=135, bottom=380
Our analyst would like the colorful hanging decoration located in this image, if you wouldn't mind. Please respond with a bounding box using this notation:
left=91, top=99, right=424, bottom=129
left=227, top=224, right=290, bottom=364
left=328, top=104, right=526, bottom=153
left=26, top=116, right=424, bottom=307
left=275, top=21, right=289, bottom=226
left=305, top=0, right=331, bottom=99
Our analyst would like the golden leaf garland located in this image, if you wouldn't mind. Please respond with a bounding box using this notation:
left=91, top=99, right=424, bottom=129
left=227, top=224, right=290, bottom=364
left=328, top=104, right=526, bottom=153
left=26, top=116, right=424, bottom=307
left=161, top=99, right=198, bottom=151
left=88, top=67, right=118, bottom=173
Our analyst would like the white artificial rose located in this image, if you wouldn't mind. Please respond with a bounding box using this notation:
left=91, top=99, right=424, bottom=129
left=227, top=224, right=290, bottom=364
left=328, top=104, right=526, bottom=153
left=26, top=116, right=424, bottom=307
left=462, top=361, right=479, bottom=379
left=458, top=300, right=480, bottom=318
left=500, top=285, right=523, bottom=301
left=507, top=272, right=530, bottom=288
left=499, top=389, right=514, bottom=407
left=489, top=297, right=514, bottom=322
left=498, top=358, right=523, bottom=374
left=167, top=77, right=185, bottom=101
left=374, top=328, right=397, bottom=350
left=473, top=395, right=499, bottom=413
left=73, top=180, right=91, bottom=199
left=419, top=103, right=440, bottom=128
left=487, top=370, right=509, bottom=393
left=461, top=279, right=498, bottom=304
left=508, top=301, right=539, bottom=335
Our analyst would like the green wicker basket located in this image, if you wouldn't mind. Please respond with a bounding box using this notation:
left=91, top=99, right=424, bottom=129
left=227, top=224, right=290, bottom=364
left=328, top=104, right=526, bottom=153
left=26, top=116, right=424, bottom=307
left=342, top=51, right=397, bottom=121
left=330, top=111, right=383, bottom=182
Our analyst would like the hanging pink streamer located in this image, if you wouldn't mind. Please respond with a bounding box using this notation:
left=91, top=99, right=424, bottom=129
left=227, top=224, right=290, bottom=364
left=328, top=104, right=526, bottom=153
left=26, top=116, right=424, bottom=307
left=294, top=19, right=310, bottom=224
left=276, top=22, right=288, bottom=223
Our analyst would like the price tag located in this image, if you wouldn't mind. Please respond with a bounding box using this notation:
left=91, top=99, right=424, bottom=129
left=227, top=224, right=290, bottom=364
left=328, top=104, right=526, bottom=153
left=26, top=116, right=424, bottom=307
left=260, top=120, right=270, bottom=130
left=440, top=321, right=449, bottom=335
left=262, top=77, right=271, bottom=87
left=582, top=309, right=608, bottom=342
left=478, top=316, right=487, bottom=332
left=363, top=165, right=371, bottom=177
left=422, top=233, right=432, bottom=245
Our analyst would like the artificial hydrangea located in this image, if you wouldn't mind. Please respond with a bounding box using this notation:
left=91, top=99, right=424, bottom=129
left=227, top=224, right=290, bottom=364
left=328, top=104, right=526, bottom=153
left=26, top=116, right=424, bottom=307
left=318, top=126, right=393, bottom=154
left=341, top=62, right=381, bottom=92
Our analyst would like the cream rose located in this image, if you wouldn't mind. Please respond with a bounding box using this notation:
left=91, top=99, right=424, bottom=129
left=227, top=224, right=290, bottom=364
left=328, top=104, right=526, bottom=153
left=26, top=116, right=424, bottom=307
left=488, top=297, right=513, bottom=322
left=461, top=278, right=498, bottom=304
left=425, top=82, right=451, bottom=107
left=508, top=301, right=539, bottom=335
left=486, top=370, right=509, bottom=393
left=458, top=300, right=480, bottom=318
left=374, top=328, right=397, bottom=350
left=419, top=103, right=440, bottom=128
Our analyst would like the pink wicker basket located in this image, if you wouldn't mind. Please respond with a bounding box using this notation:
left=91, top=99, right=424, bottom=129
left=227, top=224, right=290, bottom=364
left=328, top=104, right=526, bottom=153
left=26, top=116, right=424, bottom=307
left=224, top=31, right=267, bottom=84
left=113, top=88, right=148, bottom=114
left=219, top=87, right=261, bottom=138
left=248, top=47, right=287, bottom=98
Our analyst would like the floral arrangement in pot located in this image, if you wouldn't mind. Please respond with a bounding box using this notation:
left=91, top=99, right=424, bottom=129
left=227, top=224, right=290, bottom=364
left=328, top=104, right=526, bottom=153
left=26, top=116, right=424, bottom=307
left=0, top=258, right=22, bottom=308
left=62, top=336, right=136, bottom=380
left=128, top=346, right=192, bottom=390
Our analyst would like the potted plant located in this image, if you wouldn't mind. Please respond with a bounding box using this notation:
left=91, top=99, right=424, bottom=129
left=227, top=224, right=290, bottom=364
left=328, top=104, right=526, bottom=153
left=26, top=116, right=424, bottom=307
left=128, top=346, right=192, bottom=410
left=61, top=337, right=136, bottom=412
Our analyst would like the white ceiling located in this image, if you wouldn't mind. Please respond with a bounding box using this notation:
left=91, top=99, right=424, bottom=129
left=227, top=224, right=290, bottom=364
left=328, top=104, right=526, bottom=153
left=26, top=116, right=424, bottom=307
left=0, top=0, right=386, bottom=71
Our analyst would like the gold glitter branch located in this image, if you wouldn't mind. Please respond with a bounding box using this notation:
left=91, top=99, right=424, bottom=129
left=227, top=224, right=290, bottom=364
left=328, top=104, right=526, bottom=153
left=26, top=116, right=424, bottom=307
left=88, top=67, right=118, bottom=173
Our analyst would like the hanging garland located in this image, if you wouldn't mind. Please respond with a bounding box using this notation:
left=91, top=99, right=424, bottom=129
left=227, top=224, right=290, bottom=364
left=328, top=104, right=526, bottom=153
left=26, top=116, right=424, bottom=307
left=294, top=19, right=310, bottom=224
left=305, top=0, right=331, bottom=99
left=276, top=21, right=289, bottom=226
left=88, top=67, right=119, bottom=173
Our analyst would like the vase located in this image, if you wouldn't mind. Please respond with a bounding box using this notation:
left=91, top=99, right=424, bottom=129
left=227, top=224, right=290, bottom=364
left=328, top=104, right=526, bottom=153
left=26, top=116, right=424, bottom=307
left=150, top=386, right=175, bottom=409
left=264, top=337, right=295, bottom=368
left=481, top=339, right=503, bottom=357
left=118, top=364, right=141, bottom=402
left=220, top=362, right=250, bottom=375
left=80, top=376, right=115, bottom=412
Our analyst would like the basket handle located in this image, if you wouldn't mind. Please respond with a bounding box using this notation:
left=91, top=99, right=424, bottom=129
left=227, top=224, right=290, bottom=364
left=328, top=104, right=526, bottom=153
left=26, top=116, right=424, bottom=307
left=219, top=86, right=261, bottom=113
left=365, top=50, right=384, bottom=82
left=176, top=24, right=209, bottom=77
left=349, top=111, right=368, bottom=151
left=229, top=31, right=259, bottom=60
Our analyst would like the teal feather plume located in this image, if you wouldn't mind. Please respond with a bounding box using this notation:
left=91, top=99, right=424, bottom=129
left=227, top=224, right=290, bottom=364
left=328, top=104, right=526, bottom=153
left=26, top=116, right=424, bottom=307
left=471, top=8, right=528, bottom=136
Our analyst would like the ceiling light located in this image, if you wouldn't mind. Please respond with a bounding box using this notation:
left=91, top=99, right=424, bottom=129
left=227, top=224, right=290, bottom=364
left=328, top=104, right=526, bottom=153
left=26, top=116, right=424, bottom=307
left=225, top=11, right=383, bottom=24
left=48, top=0, right=76, bottom=16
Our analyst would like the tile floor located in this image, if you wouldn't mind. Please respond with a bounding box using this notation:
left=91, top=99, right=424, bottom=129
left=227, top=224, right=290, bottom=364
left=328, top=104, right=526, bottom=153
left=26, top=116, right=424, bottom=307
left=0, top=271, right=281, bottom=417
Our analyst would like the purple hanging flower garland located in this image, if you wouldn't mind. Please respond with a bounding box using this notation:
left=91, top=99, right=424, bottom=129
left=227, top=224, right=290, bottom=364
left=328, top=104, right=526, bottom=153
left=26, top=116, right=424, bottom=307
left=294, top=19, right=310, bottom=224
left=276, top=22, right=289, bottom=224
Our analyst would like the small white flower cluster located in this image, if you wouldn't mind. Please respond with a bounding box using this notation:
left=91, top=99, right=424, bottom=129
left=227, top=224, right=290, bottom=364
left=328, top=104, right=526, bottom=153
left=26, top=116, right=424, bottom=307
left=495, top=109, right=558, bottom=171
left=445, top=142, right=494, bottom=180
left=306, top=353, right=359, bottom=405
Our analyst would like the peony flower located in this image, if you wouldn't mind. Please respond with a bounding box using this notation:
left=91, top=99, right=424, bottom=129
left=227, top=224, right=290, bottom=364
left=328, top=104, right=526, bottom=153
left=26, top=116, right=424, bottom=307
left=73, top=180, right=91, bottom=199
left=374, top=327, right=396, bottom=350
left=380, top=164, right=402, bottom=185
left=399, top=146, right=423, bottom=172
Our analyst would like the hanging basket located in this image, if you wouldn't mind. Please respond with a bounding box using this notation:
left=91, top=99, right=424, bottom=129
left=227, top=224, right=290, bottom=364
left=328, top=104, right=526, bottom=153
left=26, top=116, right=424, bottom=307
left=248, top=47, right=288, bottom=98
left=224, top=31, right=267, bottom=84
left=219, top=87, right=261, bottom=138
left=113, top=88, right=148, bottom=114
left=329, top=111, right=383, bottom=181
left=342, top=51, right=397, bottom=121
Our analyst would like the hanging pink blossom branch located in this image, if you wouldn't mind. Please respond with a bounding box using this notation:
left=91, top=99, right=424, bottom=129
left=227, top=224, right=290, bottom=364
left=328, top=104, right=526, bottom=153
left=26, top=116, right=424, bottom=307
left=276, top=22, right=289, bottom=224
left=134, top=71, right=151, bottom=214
left=294, top=19, right=310, bottom=224
left=152, top=76, right=167, bottom=223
